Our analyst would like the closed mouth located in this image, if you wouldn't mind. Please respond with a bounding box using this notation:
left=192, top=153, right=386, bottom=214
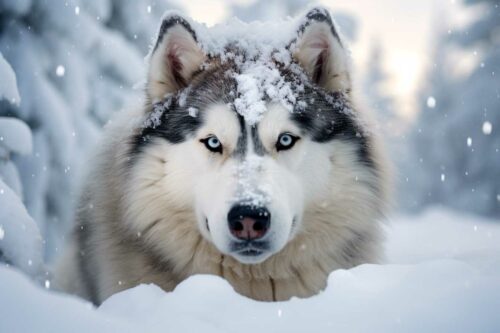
left=238, top=249, right=264, bottom=257
left=230, top=240, right=269, bottom=256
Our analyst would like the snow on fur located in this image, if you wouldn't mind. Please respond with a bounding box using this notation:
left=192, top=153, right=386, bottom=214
left=148, top=8, right=346, bottom=125
left=234, top=155, right=271, bottom=207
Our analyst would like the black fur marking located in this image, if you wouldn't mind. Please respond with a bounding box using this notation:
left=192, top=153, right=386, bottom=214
left=233, top=114, right=247, bottom=157
left=251, top=125, right=267, bottom=156
left=153, top=15, right=198, bottom=53
left=130, top=67, right=237, bottom=161
left=133, top=97, right=203, bottom=151
left=291, top=88, right=376, bottom=171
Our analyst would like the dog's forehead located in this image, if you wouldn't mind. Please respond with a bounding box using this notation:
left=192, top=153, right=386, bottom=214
left=134, top=60, right=362, bottom=159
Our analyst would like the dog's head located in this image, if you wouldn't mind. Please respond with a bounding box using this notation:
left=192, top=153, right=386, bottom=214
left=128, top=8, right=381, bottom=265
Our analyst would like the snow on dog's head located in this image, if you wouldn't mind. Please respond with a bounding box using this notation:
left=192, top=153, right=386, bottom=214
left=127, top=8, right=383, bottom=266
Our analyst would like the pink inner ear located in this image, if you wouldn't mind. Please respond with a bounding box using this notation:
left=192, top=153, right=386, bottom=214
left=312, top=49, right=326, bottom=84
left=167, top=44, right=186, bottom=87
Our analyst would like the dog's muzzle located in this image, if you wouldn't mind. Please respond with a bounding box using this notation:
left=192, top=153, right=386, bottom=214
left=227, top=204, right=271, bottom=257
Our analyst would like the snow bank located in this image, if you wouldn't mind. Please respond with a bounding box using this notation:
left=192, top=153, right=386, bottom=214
left=0, top=266, right=138, bottom=333
left=1, top=208, right=499, bottom=332
left=385, top=209, right=500, bottom=268
left=97, top=259, right=500, bottom=333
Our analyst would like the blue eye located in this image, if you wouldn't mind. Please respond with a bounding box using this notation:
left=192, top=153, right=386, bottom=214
left=276, top=133, right=299, bottom=151
left=201, top=136, right=223, bottom=153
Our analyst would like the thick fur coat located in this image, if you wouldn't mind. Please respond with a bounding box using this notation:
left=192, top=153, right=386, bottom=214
left=55, top=8, right=390, bottom=304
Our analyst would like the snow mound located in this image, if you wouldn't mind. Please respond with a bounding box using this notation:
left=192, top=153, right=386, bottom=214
left=98, top=260, right=500, bottom=333
left=1, top=208, right=499, bottom=332
left=0, top=266, right=138, bottom=333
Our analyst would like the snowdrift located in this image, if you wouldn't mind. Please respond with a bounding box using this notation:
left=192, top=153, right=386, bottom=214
left=1, top=209, right=499, bottom=333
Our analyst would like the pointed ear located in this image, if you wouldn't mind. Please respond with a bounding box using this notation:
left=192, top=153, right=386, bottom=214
left=293, top=8, right=351, bottom=92
left=147, top=15, right=205, bottom=101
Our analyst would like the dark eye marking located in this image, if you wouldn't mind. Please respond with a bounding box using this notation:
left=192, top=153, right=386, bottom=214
left=200, top=135, right=223, bottom=154
left=276, top=133, right=300, bottom=151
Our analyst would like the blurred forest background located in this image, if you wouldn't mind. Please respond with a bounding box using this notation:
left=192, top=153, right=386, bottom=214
left=0, top=0, right=498, bottom=263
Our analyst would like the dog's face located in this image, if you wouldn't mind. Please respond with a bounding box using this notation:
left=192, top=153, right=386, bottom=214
left=129, top=9, right=376, bottom=265
left=184, top=102, right=330, bottom=264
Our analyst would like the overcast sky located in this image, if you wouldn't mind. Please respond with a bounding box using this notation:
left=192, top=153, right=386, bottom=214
left=180, top=0, right=467, bottom=117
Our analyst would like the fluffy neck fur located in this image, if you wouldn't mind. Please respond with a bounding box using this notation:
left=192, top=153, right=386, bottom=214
left=119, top=136, right=383, bottom=302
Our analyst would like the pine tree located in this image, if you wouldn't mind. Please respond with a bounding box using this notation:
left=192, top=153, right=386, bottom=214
left=363, top=40, right=398, bottom=134
left=0, top=52, right=44, bottom=278
left=0, top=0, right=177, bottom=260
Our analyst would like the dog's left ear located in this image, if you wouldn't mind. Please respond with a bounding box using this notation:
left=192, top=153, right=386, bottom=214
left=293, top=8, right=351, bottom=92
left=147, top=14, right=206, bottom=101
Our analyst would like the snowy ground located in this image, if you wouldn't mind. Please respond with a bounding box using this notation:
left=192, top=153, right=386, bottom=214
left=1, top=208, right=499, bottom=333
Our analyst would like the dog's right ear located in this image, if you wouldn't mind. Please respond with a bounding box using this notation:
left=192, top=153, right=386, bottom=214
left=147, top=15, right=205, bottom=102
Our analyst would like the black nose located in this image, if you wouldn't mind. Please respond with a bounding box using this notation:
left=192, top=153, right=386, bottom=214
left=227, top=205, right=271, bottom=240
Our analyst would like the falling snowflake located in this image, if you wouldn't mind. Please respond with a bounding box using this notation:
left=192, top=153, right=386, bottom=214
left=482, top=121, right=492, bottom=135
left=56, top=65, right=65, bottom=77
left=426, top=96, right=436, bottom=109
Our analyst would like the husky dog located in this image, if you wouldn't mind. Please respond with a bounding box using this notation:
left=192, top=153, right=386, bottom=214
left=56, top=8, right=390, bottom=304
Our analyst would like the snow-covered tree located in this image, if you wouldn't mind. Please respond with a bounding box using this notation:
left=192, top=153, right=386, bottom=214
left=0, top=0, right=178, bottom=260
left=0, top=52, right=45, bottom=279
left=363, top=40, right=398, bottom=134
left=404, top=0, right=500, bottom=217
